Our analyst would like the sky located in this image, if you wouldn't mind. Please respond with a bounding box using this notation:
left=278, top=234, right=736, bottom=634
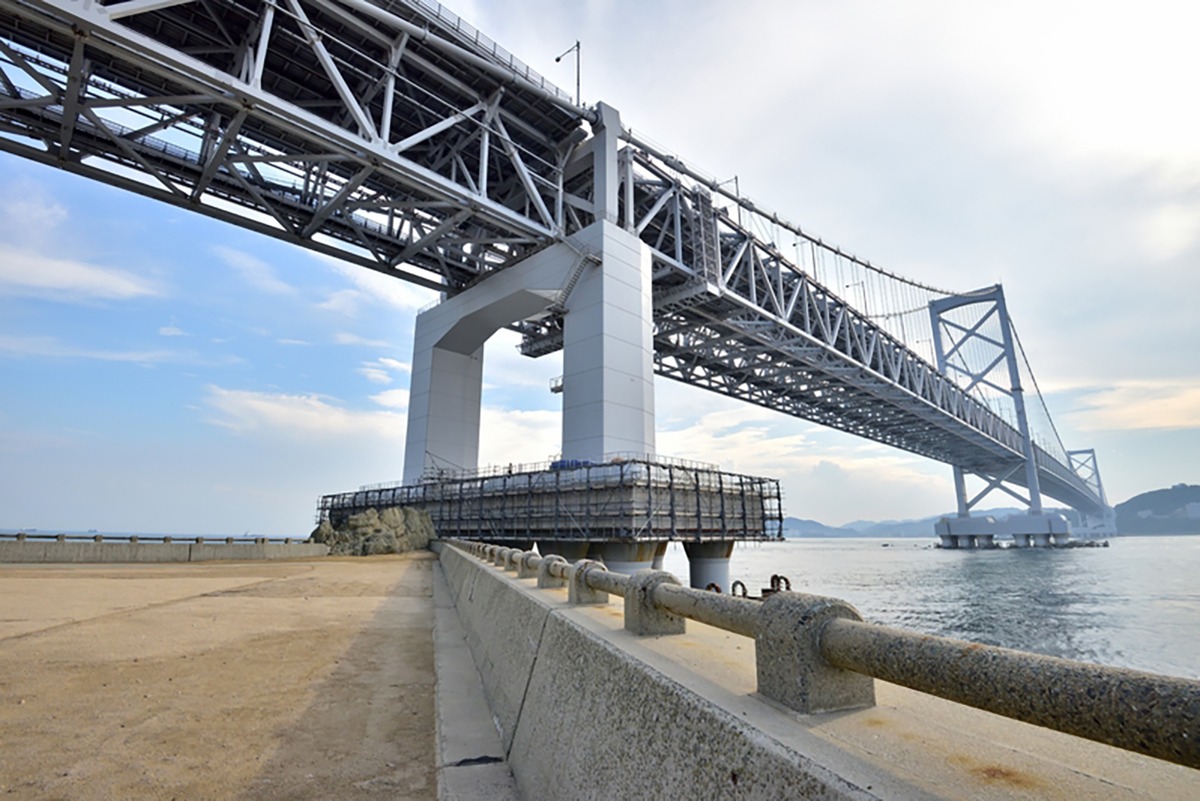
left=2, top=0, right=1198, bottom=536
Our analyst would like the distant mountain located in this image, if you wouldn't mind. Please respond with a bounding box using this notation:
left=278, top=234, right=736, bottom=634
left=783, top=486, right=1200, bottom=538
left=1115, top=484, right=1200, bottom=535
left=783, top=507, right=1068, bottom=538
left=781, top=517, right=855, bottom=537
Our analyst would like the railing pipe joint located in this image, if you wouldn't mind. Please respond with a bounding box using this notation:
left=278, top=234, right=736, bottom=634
left=625, top=569, right=686, bottom=636
left=568, top=559, right=609, bottom=605
left=755, top=592, right=875, bottom=714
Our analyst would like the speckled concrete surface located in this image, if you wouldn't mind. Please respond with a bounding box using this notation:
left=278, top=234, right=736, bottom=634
left=441, top=545, right=1200, bottom=801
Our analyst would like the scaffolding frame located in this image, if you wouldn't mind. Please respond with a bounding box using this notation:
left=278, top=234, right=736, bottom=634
left=318, top=457, right=783, bottom=543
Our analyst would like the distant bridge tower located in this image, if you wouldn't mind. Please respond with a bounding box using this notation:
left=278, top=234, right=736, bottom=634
left=928, top=286, right=1070, bottom=548
left=1067, top=449, right=1117, bottom=536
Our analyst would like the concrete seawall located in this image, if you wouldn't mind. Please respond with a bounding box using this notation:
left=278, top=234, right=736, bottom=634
left=438, top=543, right=1197, bottom=800
left=0, top=540, right=329, bottom=563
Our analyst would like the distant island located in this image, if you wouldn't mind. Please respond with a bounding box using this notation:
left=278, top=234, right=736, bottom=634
left=1114, top=483, right=1200, bottom=535
left=785, top=483, right=1200, bottom=538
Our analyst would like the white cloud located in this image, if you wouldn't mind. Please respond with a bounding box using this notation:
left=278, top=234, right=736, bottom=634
left=314, top=253, right=438, bottom=312
left=478, top=407, right=561, bottom=466
left=158, top=325, right=187, bottom=337
left=335, top=332, right=392, bottom=347
left=369, top=388, right=409, bottom=409
left=0, top=243, right=159, bottom=301
left=356, top=355, right=412, bottom=385
left=0, top=178, right=68, bottom=244
left=201, top=385, right=407, bottom=440
left=1139, top=202, right=1200, bottom=263
left=276, top=338, right=310, bottom=346
left=213, top=246, right=297, bottom=296
left=0, top=334, right=195, bottom=365
left=357, top=366, right=392, bottom=384
left=1070, top=381, right=1200, bottom=432
left=378, top=357, right=410, bottom=372
left=317, top=288, right=364, bottom=316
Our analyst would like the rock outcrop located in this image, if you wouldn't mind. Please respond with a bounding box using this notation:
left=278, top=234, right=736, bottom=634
left=310, top=507, right=435, bottom=555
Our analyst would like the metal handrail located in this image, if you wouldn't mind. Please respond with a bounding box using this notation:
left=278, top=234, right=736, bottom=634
left=454, top=540, right=1200, bottom=770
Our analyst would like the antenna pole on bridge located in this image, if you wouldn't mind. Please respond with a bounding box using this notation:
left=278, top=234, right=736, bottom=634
left=555, top=40, right=581, bottom=106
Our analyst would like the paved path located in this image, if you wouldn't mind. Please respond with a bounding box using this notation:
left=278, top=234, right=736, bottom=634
left=0, top=555, right=437, bottom=800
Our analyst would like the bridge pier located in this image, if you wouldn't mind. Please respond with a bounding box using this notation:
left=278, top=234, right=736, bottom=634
left=1013, top=534, right=1032, bottom=548
left=592, top=542, right=660, bottom=574
left=684, top=541, right=734, bottom=591
left=403, top=217, right=654, bottom=483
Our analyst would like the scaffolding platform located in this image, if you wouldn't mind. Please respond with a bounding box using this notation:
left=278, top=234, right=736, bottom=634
left=317, top=456, right=783, bottom=544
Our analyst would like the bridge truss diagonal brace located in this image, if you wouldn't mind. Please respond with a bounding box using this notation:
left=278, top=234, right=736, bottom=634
left=929, top=285, right=1044, bottom=517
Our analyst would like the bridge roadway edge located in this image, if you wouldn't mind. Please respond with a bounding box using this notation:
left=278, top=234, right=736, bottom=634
left=434, top=543, right=1197, bottom=800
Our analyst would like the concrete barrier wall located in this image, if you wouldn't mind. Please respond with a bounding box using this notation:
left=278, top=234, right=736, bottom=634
left=437, top=546, right=876, bottom=800
left=0, top=541, right=330, bottom=563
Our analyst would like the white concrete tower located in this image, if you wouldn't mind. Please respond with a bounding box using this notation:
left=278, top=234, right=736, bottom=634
left=403, top=103, right=655, bottom=486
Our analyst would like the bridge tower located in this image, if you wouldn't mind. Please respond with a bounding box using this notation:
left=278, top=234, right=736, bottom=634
left=1067, top=449, right=1117, bottom=536
left=402, top=103, right=684, bottom=577
left=928, top=286, right=1070, bottom=548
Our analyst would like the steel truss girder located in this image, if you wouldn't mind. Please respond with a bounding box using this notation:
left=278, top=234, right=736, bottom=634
left=521, top=146, right=1103, bottom=514
left=0, top=0, right=589, bottom=291
left=0, top=1, right=1103, bottom=515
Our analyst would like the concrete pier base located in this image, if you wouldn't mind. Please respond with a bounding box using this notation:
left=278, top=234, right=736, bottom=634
left=1013, top=534, right=1032, bottom=548
left=593, top=542, right=660, bottom=574
left=684, top=541, right=734, bottom=591
left=939, top=534, right=957, bottom=549
left=651, top=541, right=667, bottom=569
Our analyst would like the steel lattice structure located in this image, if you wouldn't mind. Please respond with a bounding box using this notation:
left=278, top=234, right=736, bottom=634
left=0, top=0, right=1106, bottom=515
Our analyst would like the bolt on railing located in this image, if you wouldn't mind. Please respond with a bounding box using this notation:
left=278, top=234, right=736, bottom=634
left=453, top=540, right=1200, bottom=770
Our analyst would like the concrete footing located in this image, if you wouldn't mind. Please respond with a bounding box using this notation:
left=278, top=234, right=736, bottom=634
left=934, top=512, right=1073, bottom=548
left=683, top=540, right=734, bottom=590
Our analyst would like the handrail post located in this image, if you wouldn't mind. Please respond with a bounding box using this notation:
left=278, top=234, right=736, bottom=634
left=568, top=559, right=609, bottom=605
left=517, top=551, right=540, bottom=579
left=538, top=555, right=568, bottom=589
left=624, top=570, right=686, bottom=636
left=755, top=592, right=875, bottom=714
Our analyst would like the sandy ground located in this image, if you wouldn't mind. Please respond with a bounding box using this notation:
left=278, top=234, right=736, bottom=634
left=0, top=554, right=436, bottom=800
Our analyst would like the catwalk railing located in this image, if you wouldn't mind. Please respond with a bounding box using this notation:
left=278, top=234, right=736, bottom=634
left=452, top=540, right=1200, bottom=770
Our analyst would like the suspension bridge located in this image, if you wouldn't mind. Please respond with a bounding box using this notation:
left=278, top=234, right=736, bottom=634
left=0, top=0, right=1112, bottom=581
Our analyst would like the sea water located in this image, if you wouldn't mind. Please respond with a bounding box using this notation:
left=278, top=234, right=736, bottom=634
left=660, top=535, right=1200, bottom=679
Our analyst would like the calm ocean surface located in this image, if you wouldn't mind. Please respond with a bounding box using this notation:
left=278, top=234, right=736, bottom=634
left=659, top=535, right=1200, bottom=679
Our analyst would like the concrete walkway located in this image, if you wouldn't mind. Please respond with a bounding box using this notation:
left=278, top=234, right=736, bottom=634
left=0, top=555, right=454, bottom=799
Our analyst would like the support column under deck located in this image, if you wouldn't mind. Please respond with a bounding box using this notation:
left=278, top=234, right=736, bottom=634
left=594, top=542, right=660, bottom=574
left=684, top=541, right=734, bottom=591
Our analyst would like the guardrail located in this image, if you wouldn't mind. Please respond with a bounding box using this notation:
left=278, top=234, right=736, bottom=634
left=452, top=540, right=1200, bottom=770
left=0, top=533, right=306, bottom=545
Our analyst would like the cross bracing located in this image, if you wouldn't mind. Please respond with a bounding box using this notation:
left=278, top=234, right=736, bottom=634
left=0, top=0, right=1106, bottom=516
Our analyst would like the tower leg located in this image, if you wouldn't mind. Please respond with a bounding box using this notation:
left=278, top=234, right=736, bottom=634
left=560, top=221, right=656, bottom=461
